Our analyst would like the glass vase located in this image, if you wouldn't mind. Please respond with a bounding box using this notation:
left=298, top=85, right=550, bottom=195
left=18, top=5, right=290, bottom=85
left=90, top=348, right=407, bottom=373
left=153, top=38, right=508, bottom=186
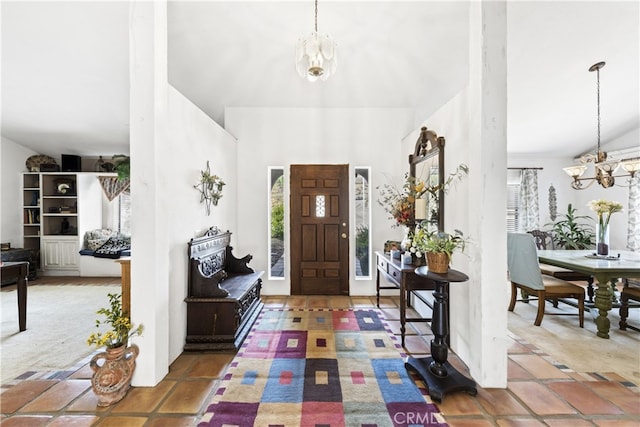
left=596, top=223, right=610, bottom=256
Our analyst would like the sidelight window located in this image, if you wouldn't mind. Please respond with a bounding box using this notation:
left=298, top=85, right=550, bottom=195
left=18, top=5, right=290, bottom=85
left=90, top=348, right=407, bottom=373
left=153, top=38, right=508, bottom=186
left=269, top=167, right=285, bottom=279
left=354, top=167, right=371, bottom=279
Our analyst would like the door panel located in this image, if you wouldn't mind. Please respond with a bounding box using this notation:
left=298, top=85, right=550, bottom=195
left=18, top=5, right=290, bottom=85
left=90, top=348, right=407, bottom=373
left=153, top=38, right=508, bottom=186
left=291, top=164, right=349, bottom=295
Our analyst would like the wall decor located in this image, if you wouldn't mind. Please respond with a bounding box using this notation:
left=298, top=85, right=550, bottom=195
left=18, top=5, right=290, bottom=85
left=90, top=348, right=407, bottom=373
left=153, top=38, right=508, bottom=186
left=548, top=184, right=557, bottom=221
left=194, top=161, right=225, bottom=216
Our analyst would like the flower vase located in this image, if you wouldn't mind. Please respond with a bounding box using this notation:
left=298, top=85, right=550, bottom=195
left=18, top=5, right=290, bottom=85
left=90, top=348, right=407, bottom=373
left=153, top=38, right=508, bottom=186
left=400, top=227, right=412, bottom=252
left=596, top=222, right=610, bottom=256
left=90, top=344, right=139, bottom=406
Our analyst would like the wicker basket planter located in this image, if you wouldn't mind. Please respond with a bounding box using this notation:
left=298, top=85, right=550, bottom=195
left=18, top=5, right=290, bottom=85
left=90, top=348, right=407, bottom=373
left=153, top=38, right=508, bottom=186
left=426, top=252, right=450, bottom=274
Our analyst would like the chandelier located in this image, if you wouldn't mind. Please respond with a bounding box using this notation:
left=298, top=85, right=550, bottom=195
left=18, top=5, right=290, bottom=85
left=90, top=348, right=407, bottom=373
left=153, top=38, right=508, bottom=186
left=563, top=61, right=640, bottom=189
left=295, top=0, right=337, bottom=82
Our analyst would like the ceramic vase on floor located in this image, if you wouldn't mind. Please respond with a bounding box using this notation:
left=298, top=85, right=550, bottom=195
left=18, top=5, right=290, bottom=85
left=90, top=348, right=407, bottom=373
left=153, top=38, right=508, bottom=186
left=596, top=223, right=610, bottom=256
left=90, top=344, right=139, bottom=406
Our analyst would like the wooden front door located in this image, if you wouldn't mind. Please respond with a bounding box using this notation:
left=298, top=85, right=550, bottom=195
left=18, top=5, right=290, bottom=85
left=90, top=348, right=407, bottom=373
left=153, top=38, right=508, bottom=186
left=290, top=164, right=349, bottom=295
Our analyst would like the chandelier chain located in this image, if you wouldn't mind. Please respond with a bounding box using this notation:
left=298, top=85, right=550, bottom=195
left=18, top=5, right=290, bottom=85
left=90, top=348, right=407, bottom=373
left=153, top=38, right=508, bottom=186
left=314, top=0, right=318, bottom=33
left=596, top=66, right=601, bottom=153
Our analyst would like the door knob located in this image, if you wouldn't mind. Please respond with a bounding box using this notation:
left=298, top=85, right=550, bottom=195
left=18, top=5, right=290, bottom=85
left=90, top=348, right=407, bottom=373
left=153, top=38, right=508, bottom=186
left=341, top=233, right=347, bottom=239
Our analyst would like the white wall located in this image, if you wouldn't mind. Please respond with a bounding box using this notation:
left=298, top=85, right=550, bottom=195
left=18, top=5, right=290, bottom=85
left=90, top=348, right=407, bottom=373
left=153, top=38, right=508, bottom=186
left=1, top=137, right=38, bottom=246
left=129, top=1, right=238, bottom=386
left=225, top=107, right=415, bottom=296
left=166, top=85, right=238, bottom=362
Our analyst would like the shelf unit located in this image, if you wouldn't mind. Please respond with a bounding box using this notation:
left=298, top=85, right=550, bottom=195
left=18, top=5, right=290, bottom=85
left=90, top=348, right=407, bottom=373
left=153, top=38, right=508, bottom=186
left=21, top=172, right=105, bottom=275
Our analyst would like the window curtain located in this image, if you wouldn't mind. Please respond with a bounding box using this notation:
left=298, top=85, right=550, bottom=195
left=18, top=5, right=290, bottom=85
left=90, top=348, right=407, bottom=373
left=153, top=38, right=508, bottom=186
left=519, top=169, right=539, bottom=232
left=628, top=176, right=639, bottom=251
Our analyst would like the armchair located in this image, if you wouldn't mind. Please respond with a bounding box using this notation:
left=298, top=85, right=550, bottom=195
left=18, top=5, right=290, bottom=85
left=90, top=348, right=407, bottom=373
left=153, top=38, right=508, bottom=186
left=507, top=233, right=585, bottom=327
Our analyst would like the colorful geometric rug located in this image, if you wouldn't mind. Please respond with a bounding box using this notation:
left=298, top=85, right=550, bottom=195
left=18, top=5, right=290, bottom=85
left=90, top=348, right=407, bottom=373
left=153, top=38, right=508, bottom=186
left=197, top=308, right=447, bottom=427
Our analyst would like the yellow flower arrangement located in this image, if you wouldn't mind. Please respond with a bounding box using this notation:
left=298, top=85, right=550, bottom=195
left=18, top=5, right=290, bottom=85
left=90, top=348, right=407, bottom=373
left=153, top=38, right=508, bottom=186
left=587, top=199, right=623, bottom=243
left=87, top=293, right=143, bottom=349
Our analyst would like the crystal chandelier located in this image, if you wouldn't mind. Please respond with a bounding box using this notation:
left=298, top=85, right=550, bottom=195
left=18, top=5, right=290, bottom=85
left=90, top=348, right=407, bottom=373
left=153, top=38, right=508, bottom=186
left=295, top=0, right=337, bottom=82
left=563, top=61, right=640, bottom=189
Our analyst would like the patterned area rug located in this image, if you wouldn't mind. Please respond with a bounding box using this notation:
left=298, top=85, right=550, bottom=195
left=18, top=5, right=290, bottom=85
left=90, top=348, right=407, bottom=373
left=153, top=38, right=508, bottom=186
left=198, top=309, right=446, bottom=427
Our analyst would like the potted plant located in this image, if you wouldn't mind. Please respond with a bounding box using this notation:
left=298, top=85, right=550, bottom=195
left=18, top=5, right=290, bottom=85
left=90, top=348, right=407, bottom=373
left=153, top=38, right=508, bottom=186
left=587, top=199, right=623, bottom=256
left=87, top=293, right=143, bottom=406
left=411, top=224, right=468, bottom=273
left=546, top=204, right=594, bottom=250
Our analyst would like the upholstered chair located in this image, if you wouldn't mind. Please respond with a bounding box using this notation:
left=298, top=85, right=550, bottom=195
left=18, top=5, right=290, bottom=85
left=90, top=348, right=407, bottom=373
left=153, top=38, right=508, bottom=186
left=507, top=233, right=585, bottom=327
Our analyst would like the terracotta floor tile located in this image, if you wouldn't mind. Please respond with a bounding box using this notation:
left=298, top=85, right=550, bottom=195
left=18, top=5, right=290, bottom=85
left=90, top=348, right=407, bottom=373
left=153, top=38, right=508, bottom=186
left=495, top=419, right=547, bottom=427
left=284, top=296, right=308, bottom=308
left=186, top=353, right=234, bottom=378
left=377, top=297, right=400, bottom=309
left=262, top=297, right=287, bottom=308
left=506, top=337, right=531, bottom=354
left=157, top=380, right=215, bottom=414
left=328, top=296, right=352, bottom=308
left=445, top=419, right=495, bottom=427
left=164, top=353, right=198, bottom=379
left=507, top=359, right=534, bottom=380
left=437, top=392, right=484, bottom=416
left=111, top=380, right=176, bottom=413
left=46, top=415, right=99, bottom=427
left=68, top=363, right=93, bottom=380
left=144, top=416, right=198, bottom=427
left=94, top=416, right=147, bottom=427
left=0, top=415, right=53, bottom=427
left=548, top=381, right=624, bottom=415
left=593, top=420, right=640, bottom=427
left=20, top=380, right=90, bottom=412
left=475, top=388, right=529, bottom=416
left=0, top=380, right=57, bottom=413
left=351, top=296, right=376, bottom=307
left=65, top=389, right=110, bottom=412
left=544, top=419, right=595, bottom=427
left=509, top=354, right=570, bottom=379
left=508, top=381, right=577, bottom=415
left=308, top=296, right=330, bottom=308
left=589, top=381, right=640, bottom=414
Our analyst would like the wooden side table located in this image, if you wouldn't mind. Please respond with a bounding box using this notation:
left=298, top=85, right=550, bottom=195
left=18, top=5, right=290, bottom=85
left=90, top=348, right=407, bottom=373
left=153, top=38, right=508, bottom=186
left=405, top=266, right=477, bottom=402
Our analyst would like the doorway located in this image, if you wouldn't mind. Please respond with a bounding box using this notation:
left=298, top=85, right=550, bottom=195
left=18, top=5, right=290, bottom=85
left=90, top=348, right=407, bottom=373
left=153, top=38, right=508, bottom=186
left=290, top=164, right=349, bottom=295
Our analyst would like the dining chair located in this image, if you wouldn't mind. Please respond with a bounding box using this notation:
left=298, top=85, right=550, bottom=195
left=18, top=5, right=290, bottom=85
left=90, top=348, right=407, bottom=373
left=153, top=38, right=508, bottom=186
left=507, top=233, right=585, bottom=327
left=526, top=230, right=594, bottom=305
left=619, top=278, right=640, bottom=332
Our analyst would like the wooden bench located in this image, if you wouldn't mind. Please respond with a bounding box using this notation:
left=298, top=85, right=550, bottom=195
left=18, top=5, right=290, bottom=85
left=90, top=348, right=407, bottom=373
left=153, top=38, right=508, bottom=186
left=184, top=227, right=263, bottom=351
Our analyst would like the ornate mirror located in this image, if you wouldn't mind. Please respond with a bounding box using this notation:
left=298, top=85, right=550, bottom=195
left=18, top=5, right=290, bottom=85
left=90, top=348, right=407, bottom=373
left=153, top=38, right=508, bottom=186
left=409, top=127, right=445, bottom=232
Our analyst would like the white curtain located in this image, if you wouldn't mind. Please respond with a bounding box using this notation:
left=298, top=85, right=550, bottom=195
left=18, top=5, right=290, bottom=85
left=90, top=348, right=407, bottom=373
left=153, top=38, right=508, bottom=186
left=519, top=169, right=539, bottom=232
left=628, top=176, right=640, bottom=251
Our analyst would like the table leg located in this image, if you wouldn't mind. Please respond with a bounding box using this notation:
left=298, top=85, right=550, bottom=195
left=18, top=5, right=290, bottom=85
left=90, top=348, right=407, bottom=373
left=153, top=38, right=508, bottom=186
left=17, top=264, right=28, bottom=332
left=594, top=277, right=613, bottom=339
left=400, top=279, right=406, bottom=347
left=405, top=279, right=476, bottom=401
left=376, top=268, right=381, bottom=308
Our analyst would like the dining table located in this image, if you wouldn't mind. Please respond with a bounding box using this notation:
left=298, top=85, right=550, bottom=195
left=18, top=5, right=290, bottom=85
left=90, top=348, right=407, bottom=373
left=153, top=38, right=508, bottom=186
left=537, top=250, right=640, bottom=338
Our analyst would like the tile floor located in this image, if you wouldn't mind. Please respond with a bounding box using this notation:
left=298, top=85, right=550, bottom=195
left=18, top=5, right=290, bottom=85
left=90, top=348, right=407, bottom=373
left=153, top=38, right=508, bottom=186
left=1, top=295, right=639, bottom=427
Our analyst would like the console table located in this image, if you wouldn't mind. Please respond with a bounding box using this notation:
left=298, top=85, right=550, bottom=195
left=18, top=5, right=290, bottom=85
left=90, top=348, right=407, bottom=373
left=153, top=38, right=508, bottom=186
left=405, top=267, right=476, bottom=402
left=375, top=251, right=441, bottom=347
left=1, top=261, right=29, bottom=332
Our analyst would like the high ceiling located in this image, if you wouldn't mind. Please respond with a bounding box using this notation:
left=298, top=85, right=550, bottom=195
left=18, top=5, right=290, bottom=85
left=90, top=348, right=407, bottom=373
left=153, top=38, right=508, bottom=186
left=2, top=1, right=638, bottom=159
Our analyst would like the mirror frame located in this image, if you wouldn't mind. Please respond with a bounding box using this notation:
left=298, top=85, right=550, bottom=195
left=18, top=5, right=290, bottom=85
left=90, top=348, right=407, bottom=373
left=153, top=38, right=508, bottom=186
left=409, top=127, right=445, bottom=232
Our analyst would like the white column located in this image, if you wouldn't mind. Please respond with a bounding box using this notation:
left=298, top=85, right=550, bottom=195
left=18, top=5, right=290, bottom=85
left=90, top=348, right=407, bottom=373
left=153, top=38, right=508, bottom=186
left=453, top=0, right=508, bottom=388
left=129, top=0, right=170, bottom=386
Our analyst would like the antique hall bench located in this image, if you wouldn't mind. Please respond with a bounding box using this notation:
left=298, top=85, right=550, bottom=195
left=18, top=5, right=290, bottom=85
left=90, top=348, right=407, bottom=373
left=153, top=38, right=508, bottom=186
left=184, top=226, right=263, bottom=351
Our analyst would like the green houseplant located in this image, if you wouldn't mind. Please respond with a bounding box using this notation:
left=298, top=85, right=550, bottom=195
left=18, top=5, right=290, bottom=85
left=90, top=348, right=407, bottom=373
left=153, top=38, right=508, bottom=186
left=546, top=204, right=594, bottom=249
left=411, top=224, right=468, bottom=273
